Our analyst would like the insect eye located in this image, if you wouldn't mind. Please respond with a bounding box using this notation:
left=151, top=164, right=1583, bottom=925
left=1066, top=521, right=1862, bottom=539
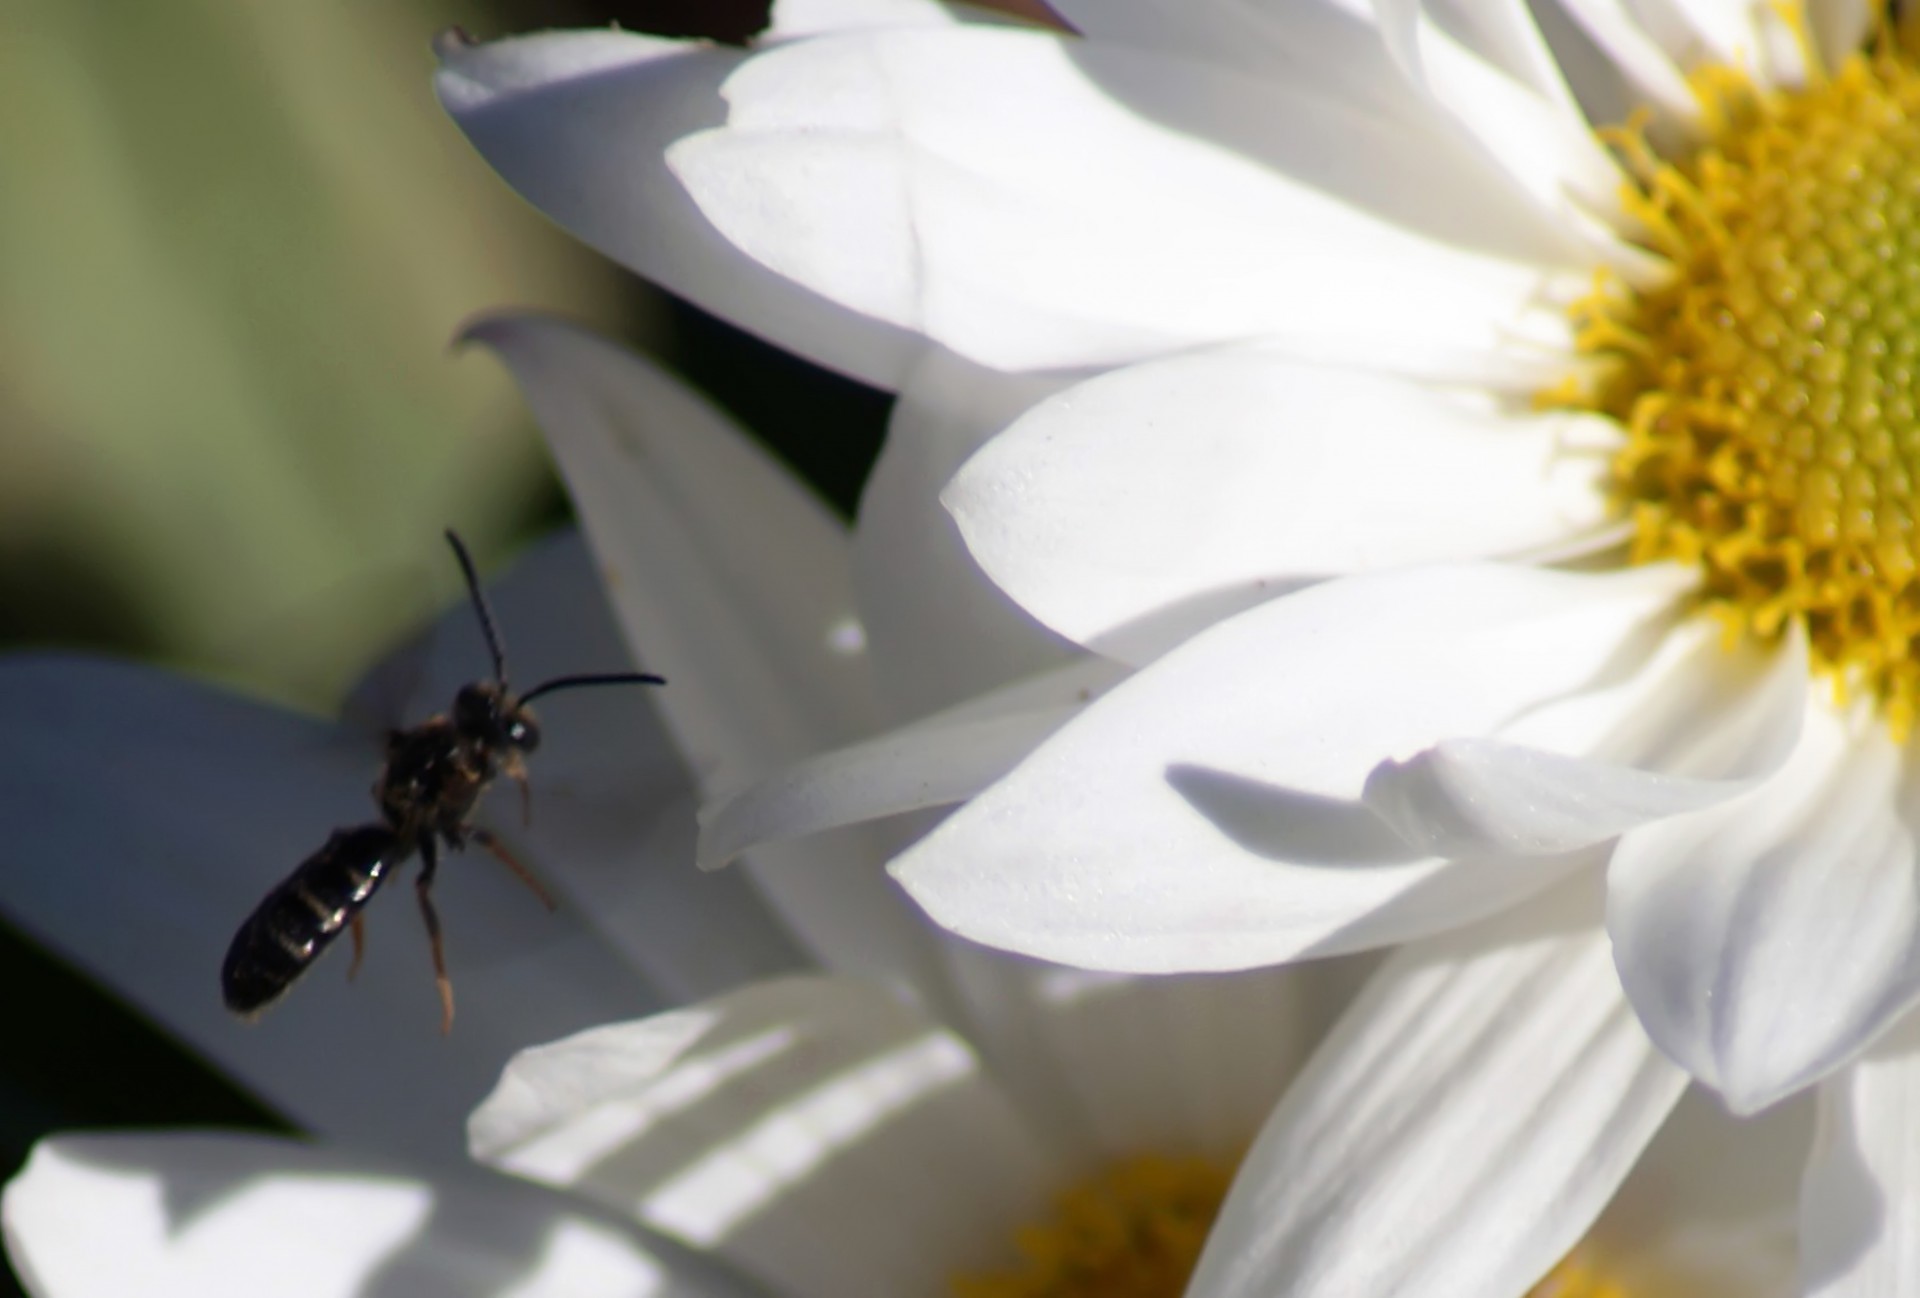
left=511, top=717, right=541, bottom=752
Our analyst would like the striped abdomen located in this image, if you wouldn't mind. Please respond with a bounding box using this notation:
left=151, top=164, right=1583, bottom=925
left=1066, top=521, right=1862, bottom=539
left=221, top=825, right=407, bottom=1016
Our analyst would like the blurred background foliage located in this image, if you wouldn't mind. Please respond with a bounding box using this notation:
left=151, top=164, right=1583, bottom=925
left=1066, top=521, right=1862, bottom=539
left=0, top=2, right=894, bottom=1288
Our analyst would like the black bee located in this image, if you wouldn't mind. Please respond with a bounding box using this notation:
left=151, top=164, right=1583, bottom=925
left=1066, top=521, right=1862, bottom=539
left=220, top=530, right=663, bottom=1031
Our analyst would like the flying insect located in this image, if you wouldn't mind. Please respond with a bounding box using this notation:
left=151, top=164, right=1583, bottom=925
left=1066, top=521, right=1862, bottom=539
left=220, top=530, right=663, bottom=1031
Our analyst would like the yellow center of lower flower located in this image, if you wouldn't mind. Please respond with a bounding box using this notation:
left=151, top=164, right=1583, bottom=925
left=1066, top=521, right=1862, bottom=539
left=1527, top=1247, right=1633, bottom=1298
left=1560, top=11, right=1920, bottom=732
left=949, top=1154, right=1231, bottom=1298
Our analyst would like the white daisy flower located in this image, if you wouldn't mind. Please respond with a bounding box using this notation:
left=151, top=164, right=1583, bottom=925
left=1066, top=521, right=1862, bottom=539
left=440, top=1, right=1920, bottom=1288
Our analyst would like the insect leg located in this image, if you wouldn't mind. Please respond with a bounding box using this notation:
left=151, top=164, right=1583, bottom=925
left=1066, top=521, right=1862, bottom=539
left=469, top=826, right=557, bottom=911
left=347, top=913, right=366, bottom=982
left=415, top=836, right=455, bottom=1034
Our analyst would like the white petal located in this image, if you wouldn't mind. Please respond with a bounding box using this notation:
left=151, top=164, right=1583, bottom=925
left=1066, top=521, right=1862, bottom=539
left=946, top=352, right=1615, bottom=655
left=435, top=29, right=920, bottom=387
left=1801, top=1015, right=1920, bottom=1296
left=853, top=346, right=1078, bottom=720
left=892, top=562, right=1696, bottom=971
left=1, top=1133, right=744, bottom=1298
left=699, top=656, right=1124, bottom=868
left=465, top=314, right=958, bottom=1001
left=767, top=0, right=969, bottom=37
left=1049, top=0, right=1428, bottom=108
left=1361, top=622, right=1807, bottom=856
left=945, top=946, right=1348, bottom=1164
left=470, top=977, right=1059, bottom=1298
left=1188, top=879, right=1686, bottom=1298
left=1610, top=695, right=1920, bottom=1113
left=1808, top=0, right=1872, bottom=79
left=465, top=314, right=883, bottom=774
left=1590, top=1084, right=1807, bottom=1292
left=1656, top=0, right=1812, bottom=86
left=671, top=25, right=1575, bottom=373
left=1374, top=0, right=1631, bottom=245
left=1556, top=0, right=1707, bottom=119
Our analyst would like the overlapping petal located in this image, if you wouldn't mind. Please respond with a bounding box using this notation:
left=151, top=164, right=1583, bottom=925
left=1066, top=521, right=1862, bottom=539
left=467, top=311, right=971, bottom=1010
left=1609, top=695, right=1920, bottom=1114
left=436, top=30, right=920, bottom=387
left=939, top=951, right=1342, bottom=1165
left=852, top=346, right=1079, bottom=718
left=1588, top=1086, right=1805, bottom=1297
left=1371, top=0, right=1638, bottom=260
left=945, top=351, right=1616, bottom=654
left=669, top=24, right=1576, bottom=374
left=1361, top=620, right=1807, bottom=857
left=698, top=655, right=1123, bottom=869
left=892, top=561, right=1695, bottom=971
left=1188, top=879, right=1686, bottom=1298
left=469, top=976, right=1059, bottom=1298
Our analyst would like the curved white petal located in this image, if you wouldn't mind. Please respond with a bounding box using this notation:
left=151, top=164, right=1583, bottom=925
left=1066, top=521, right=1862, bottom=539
left=464, top=314, right=883, bottom=773
left=470, top=977, right=1059, bottom=1298
left=892, top=562, right=1696, bottom=971
left=465, top=314, right=957, bottom=1001
left=1556, top=0, right=1706, bottom=119
left=698, top=656, right=1123, bottom=868
left=701, top=708, right=1071, bottom=869
left=1801, top=1015, right=1920, bottom=1296
left=1362, top=622, right=1807, bottom=856
left=1187, top=879, right=1686, bottom=1298
left=436, top=30, right=921, bottom=388
left=0, top=544, right=697, bottom=1165
left=946, top=352, right=1615, bottom=654
left=1373, top=0, right=1634, bottom=248
left=1, top=1133, right=749, bottom=1298
left=853, top=346, right=1078, bottom=720
left=671, top=25, right=1574, bottom=374
left=1610, top=695, right=1920, bottom=1114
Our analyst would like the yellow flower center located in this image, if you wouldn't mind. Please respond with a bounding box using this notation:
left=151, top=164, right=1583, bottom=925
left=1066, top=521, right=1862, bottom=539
left=1560, top=10, right=1920, bottom=732
left=1528, top=1247, right=1633, bottom=1298
left=949, top=1154, right=1231, bottom=1298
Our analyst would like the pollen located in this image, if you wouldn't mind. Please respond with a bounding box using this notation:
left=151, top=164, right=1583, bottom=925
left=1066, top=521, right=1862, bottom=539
left=949, top=1154, right=1231, bottom=1298
left=1562, top=11, right=1920, bottom=734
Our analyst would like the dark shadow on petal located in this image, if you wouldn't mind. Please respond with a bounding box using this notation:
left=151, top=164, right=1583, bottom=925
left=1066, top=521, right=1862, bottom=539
left=1797, top=1089, right=1886, bottom=1289
left=1166, top=764, right=1417, bottom=867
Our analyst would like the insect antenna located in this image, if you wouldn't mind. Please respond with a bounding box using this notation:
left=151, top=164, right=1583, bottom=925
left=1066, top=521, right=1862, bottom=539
left=521, top=671, right=666, bottom=705
left=445, top=529, right=509, bottom=686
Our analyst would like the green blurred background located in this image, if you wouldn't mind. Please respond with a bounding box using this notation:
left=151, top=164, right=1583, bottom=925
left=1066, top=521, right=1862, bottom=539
left=0, top=3, right=891, bottom=1288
